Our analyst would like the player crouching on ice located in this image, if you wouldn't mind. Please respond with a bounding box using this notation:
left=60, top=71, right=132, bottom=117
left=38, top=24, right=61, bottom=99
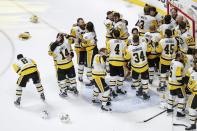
left=49, top=33, right=78, bottom=97
left=92, top=48, right=112, bottom=111
left=12, top=54, right=45, bottom=106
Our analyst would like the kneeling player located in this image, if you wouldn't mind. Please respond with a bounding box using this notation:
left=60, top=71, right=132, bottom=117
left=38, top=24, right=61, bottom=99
left=167, top=52, right=186, bottom=117
left=92, top=48, right=111, bottom=111
left=12, top=54, right=45, bottom=106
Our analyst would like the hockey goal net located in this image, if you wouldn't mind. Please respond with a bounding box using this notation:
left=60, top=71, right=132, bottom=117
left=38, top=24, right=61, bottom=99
left=166, top=0, right=197, bottom=41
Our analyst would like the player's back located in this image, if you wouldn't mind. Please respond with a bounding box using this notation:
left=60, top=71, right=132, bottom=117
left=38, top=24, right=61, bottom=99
left=127, top=42, right=148, bottom=72
left=159, top=23, right=174, bottom=38
left=179, top=30, right=195, bottom=53
left=169, top=59, right=184, bottom=82
left=108, top=39, right=126, bottom=66
left=160, top=38, right=177, bottom=60
left=53, top=40, right=72, bottom=63
left=14, top=57, right=37, bottom=76
left=92, top=54, right=106, bottom=76
left=137, top=14, right=157, bottom=33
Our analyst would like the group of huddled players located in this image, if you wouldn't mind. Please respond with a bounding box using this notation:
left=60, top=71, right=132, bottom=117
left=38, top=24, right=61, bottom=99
left=12, top=3, right=197, bottom=130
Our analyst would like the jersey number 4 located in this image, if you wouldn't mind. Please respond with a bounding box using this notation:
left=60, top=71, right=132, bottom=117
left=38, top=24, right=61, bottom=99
left=133, top=51, right=145, bottom=63
left=115, top=44, right=120, bottom=55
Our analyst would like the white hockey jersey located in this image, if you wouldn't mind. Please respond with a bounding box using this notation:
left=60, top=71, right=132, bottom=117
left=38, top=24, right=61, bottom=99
left=183, top=54, right=194, bottom=76
left=92, top=54, right=106, bottom=77
left=81, top=32, right=97, bottom=51
left=107, top=38, right=127, bottom=66
left=104, top=19, right=114, bottom=38
left=113, top=20, right=129, bottom=39
left=70, top=25, right=86, bottom=49
left=136, top=14, right=157, bottom=33
left=53, top=39, right=73, bottom=69
left=158, top=23, right=175, bottom=38
left=168, top=59, right=184, bottom=84
left=178, top=30, right=195, bottom=53
left=125, top=42, right=151, bottom=73
left=13, top=57, right=37, bottom=76
left=156, top=38, right=178, bottom=65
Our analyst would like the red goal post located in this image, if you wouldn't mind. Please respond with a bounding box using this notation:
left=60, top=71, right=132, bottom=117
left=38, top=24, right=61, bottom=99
left=166, top=0, right=196, bottom=41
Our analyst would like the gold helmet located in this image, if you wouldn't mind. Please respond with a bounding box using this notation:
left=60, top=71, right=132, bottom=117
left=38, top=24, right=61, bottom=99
left=18, top=32, right=31, bottom=40
left=30, top=15, right=39, bottom=23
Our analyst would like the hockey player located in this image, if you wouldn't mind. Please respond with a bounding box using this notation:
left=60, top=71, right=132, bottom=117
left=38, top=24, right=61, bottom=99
left=125, top=35, right=152, bottom=99
left=92, top=48, right=111, bottom=111
left=70, top=18, right=86, bottom=82
left=104, top=11, right=114, bottom=73
left=48, top=34, right=72, bottom=91
left=158, top=15, right=175, bottom=38
left=113, top=12, right=129, bottom=40
left=183, top=49, right=197, bottom=130
left=12, top=54, right=45, bottom=106
left=183, top=54, right=194, bottom=76
left=127, top=27, right=146, bottom=46
left=136, top=5, right=158, bottom=35
left=156, top=29, right=178, bottom=91
left=149, top=6, right=163, bottom=26
left=107, top=30, right=127, bottom=98
left=50, top=33, right=78, bottom=97
left=176, top=21, right=195, bottom=54
left=184, top=52, right=197, bottom=130
left=166, top=52, right=186, bottom=118
left=145, top=25, right=161, bottom=84
left=81, top=22, right=98, bottom=86
left=170, top=8, right=178, bottom=27
left=104, top=11, right=114, bottom=44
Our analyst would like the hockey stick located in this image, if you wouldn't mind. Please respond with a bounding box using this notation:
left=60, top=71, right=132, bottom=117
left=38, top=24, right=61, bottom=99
left=173, top=123, right=187, bottom=127
left=138, top=104, right=178, bottom=123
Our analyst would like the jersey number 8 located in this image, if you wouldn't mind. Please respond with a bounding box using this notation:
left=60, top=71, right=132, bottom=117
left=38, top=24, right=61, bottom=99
left=21, top=58, right=28, bottom=64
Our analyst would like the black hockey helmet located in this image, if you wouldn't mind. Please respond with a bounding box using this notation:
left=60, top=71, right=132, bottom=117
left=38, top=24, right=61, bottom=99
left=86, top=21, right=94, bottom=32
left=149, top=6, right=156, bottom=12
left=165, top=29, right=172, bottom=38
left=164, top=15, right=171, bottom=24
left=179, top=21, right=187, bottom=30
left=17, top=54, right=23, bottom=60
left=113, top=12, right=120, bottom=18
left=107, top=11, right=113, bottom=16
left=133, top=35, right=139, bottom=44
left=144, top=4, right=151, bottom=15
left=131, top=27, right=139, bottom=34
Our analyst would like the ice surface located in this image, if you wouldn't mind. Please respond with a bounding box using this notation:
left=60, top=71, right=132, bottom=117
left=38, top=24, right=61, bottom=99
left=0, top=0, right=189, bottom=131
